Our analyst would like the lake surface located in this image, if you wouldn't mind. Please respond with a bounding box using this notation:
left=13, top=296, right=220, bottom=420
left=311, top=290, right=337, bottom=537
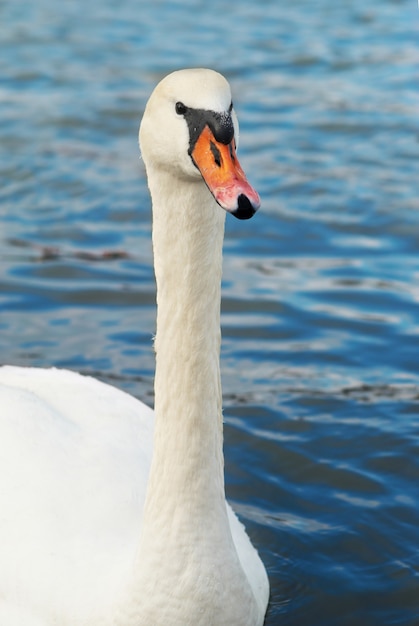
left=1, top=0, right=419, bottom=624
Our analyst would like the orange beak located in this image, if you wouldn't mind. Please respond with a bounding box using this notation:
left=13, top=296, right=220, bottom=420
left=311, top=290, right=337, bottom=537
left=191, top=125, right=260, bottom=220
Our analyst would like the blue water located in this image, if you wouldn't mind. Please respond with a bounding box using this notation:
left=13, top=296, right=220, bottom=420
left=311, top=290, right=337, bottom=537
left=1, top=1, right=419, bottom=624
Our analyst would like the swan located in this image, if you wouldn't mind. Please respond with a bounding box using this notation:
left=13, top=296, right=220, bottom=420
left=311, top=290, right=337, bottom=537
left=0, top=68, right=269, bottom=626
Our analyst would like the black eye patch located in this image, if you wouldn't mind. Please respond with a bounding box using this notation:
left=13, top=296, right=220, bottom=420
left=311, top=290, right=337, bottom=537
left=178, top=107, right=234, bottom=155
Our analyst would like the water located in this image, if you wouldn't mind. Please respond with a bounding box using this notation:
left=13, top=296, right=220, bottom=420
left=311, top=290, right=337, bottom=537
left=1, top=0, right=419, bottom=624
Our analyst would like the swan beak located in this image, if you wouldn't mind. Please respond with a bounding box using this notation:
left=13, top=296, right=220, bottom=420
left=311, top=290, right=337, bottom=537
left=191, top=125, right=260, bottom=220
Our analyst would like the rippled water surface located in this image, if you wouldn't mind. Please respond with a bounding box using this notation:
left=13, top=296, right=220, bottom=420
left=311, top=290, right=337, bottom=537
left=1, top=1, right=419, bottom=624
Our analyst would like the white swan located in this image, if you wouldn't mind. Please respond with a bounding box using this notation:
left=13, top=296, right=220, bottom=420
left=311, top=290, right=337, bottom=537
left=0, top=68, right=269, bottom=626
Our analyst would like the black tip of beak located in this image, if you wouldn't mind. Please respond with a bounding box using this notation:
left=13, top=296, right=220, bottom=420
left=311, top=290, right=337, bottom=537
left=231, top=194, right=258, bottom=220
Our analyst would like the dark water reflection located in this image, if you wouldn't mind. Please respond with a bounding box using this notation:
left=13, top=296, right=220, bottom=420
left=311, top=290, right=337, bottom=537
left=1, top=0, right=419, bottom=624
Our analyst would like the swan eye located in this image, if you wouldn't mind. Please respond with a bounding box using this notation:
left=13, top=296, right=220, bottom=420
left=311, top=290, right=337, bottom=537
left=175, top=102, right=187, bottom=115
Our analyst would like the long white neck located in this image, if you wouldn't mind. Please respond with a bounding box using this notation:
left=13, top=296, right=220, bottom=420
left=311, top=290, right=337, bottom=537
left=132, top=168, right=236, bottom=571
left=147, top=169, right=226, bottom=522
left=121, top=169, right=259, bottom=626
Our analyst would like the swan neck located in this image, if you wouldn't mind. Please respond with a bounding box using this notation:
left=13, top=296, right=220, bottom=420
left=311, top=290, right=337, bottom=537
left=146, top=170, right=227, bottom=515
left=123, top=168, right=260, bottom=626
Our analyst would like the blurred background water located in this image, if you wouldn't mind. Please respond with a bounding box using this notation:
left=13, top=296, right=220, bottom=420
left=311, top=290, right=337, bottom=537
left=1, top=0, right=419, bottom=624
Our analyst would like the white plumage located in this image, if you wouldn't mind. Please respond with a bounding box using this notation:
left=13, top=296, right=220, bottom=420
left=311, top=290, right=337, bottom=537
left=0, top=68, right=269, bottom=626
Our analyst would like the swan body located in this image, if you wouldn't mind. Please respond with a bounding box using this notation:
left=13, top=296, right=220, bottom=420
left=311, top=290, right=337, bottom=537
left=0, top=68, right=269, bottom=626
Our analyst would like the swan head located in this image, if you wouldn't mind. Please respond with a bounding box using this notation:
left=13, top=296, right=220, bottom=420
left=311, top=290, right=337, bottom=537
left=139, top=68, right=260, bottom=220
